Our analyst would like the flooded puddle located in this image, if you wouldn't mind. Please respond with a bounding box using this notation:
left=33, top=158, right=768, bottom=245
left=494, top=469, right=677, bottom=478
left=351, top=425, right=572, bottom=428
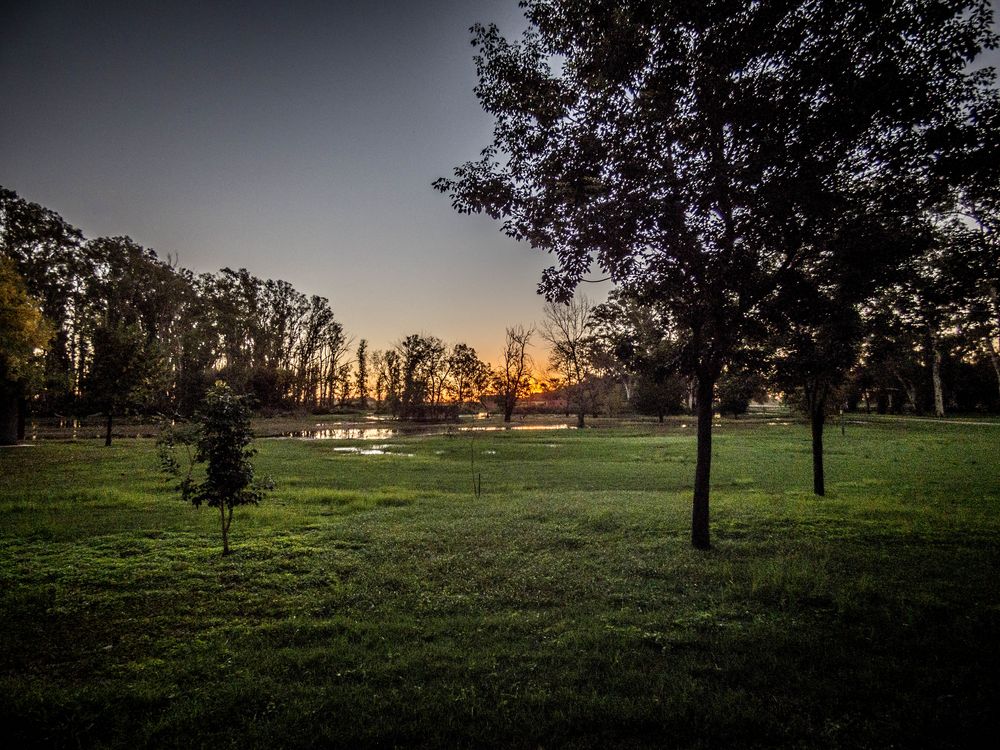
left=332, top=445, right=414, bottom=457
left=278, top=423, right=575, bottom=439
left=282, top=427, right=398, bottom=440
left=456, top=424, right=575, bottom=432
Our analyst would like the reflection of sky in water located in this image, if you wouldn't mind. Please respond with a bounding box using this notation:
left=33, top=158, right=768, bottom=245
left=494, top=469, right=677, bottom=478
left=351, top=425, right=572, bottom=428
left=457, top=424, right=574, bottom=432
left=287, top=427, right=397, bottom=440
left=332, top=445, right=413, bottom=457
left=283, top=424, right=576, bottom=439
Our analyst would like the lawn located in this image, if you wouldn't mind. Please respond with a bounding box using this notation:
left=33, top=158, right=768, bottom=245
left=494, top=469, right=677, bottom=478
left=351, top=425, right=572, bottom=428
left=1, top=418, right=998, bottom=748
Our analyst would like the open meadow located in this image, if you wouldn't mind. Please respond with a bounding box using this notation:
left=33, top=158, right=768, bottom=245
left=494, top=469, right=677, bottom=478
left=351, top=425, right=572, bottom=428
left=2, top=417, right=999, bottom=748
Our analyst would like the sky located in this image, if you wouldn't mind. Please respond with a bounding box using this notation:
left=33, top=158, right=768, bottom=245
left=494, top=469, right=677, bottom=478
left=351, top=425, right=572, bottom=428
left=1, top=0, right=997, bottom=364
left=0, top=0, right=605, bottom=365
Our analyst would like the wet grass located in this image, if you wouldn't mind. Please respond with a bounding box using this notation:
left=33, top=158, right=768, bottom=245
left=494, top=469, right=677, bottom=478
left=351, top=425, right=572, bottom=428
left=1, top=419, right=999, bottom=748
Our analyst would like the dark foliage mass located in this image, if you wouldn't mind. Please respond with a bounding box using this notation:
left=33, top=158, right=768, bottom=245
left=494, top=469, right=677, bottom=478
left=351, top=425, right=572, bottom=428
left=437, top=0, right=999, bottom=545
left=1, top=187, right=352, bottom=425
left=2, top=3, right=999, bottom=550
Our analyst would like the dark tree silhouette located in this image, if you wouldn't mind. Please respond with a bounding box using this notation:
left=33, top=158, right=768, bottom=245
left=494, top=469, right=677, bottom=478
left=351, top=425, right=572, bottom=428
left=356, top=339, right=369, bottom=409
left=540, top=294, right=595, bottom=428
left=447, top=343, right=490, bottom=407
left=0, top=187, right=85, bottom=414
left=494, top=325, right=534, bottom=422
left=436, top=0, right=997, bottom=549
left=83, top=320, right=157, bottom=446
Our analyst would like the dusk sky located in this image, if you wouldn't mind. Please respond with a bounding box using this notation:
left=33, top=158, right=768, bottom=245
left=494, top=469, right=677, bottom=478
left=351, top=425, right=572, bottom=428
left=2, top=0, right=996, bottom=364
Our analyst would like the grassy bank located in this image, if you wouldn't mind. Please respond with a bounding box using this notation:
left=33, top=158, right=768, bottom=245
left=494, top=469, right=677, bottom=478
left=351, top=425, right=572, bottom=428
left=1, top=419, right=998, bottom=748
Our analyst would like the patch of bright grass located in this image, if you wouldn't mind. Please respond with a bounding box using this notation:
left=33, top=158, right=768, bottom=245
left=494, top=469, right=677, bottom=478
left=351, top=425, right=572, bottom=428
left=1, top=419, right=998, bottom=747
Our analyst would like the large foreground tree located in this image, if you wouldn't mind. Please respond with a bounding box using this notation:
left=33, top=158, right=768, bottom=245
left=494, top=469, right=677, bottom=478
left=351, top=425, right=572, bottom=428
left=436, top=0, right=996, bottom=548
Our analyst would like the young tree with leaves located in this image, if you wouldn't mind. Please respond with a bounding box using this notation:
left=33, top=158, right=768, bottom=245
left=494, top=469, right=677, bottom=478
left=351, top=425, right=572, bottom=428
left=158, top=383, right=271, bottom=556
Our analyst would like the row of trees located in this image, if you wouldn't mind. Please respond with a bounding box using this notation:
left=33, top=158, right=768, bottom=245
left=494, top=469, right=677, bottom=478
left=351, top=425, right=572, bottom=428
left=436, top=0, right=999, bottom=547
left=368, top=326, right=534, bottom=422
left=3, top=173, right=994, bottom=449
left=0, top=183, right=560, bottom=440
left=0, top=187, right=352, bottom=443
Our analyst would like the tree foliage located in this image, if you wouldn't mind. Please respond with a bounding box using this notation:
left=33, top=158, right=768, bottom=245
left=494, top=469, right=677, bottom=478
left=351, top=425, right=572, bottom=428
left=0, top=258, right=51, bottom=443
left=437, top=0, right=997, bottom=548
left=158, top=383, right=272, bottom=555
left=1, top=186, right=355, bottom=417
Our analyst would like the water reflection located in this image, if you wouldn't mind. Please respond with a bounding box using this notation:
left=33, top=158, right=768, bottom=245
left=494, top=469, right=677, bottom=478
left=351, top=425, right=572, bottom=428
left=456, top=424, right=575, bottom=432
left=281, top=423, right=575, bottom=439
left=284, top=427, right=397, bottom=440
left=332, top=445, right=414, bottom=457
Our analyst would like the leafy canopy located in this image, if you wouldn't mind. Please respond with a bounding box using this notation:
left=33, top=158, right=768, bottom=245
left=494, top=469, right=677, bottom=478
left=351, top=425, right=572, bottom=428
left=0, top=258, right=51, bottom=383
left=158, top=383, right=272, bottom=554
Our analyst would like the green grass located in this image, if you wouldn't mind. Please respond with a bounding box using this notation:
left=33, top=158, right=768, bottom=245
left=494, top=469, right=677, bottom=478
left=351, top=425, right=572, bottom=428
left=2, top=419, right=999, bottom=748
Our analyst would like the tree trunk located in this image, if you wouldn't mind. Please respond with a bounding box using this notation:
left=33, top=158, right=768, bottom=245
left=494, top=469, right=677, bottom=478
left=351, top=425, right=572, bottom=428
left=984, top=338, right=1000, bottom=401
left=220, top=505, right=231, bottom=556
left=931, top=338, right=945, bottom=417
left=0, top=388, right=18, bottom=445
left=900, top=381, right=916, bottom=413
left=503, top=396, right=514, bottom=423
left=16, top=395, right=26, bottom=441
left=692, top=373, right=715, bottom=550
left=104, top=412, right=113, bottom=447
left=987, top=284, right=1000, bottom=399
left=576, top=409, right=585, bottom=428
left=811, top=406, right=826, bottom=497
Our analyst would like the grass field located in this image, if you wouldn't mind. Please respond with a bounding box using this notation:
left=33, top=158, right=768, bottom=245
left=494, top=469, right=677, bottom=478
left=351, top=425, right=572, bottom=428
left=1, top=418, right=999, bottom=748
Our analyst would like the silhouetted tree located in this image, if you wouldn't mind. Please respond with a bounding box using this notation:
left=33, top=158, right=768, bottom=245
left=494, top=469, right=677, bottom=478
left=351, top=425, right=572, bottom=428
left=437, top=0, right=996, bottom=548
left=772, top=301, right=862, bottom=495
left=83, top=319, right=158, bottom=446
left=493, top=325, right=534, bottom=422
left=632, top=374, right=686, bottom=422
left=447, top=343, right=490, bottom=407
left=540, top=293, right=595, bottom=428
left=715, top=363, right=766, bottom=418
left=591, top=289, right=690, bottom=416
left=0, top=186, right=85, bottom=412
left=356, top=339, right=369, bottom=409
left=397, top=334, right=448, bottom=420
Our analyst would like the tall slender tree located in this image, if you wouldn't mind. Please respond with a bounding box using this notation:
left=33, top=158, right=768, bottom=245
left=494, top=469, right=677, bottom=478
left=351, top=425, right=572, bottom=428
left=493, top=325, right=534, bottom=422
left=540, top=293, right=595, bottom=428
left=356, top=339, right=369, bottom=409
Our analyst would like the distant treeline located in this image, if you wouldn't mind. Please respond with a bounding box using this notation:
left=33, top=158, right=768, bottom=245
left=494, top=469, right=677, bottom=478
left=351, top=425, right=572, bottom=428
left=0, top=187, right=536, bottom=436
left=2, top=183, right=999, bottom=446
left=1, top=186, right=352, bottom=423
